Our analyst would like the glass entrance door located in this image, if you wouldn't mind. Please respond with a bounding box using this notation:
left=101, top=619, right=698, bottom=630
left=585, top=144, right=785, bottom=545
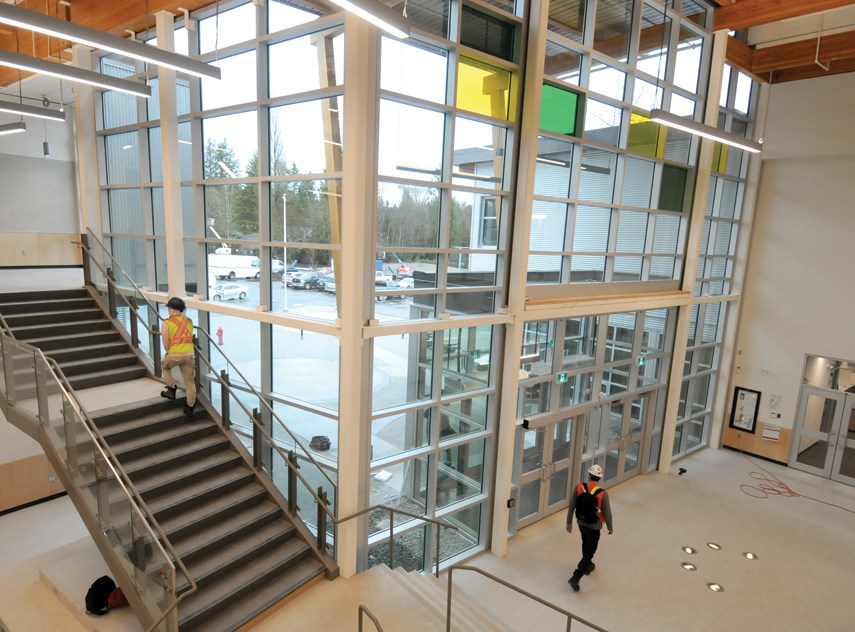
left=516, top=417, right=577, bottom=528
left=582, top=393, right=650, bottom=485
left=790, top=387, right=855, bottom=485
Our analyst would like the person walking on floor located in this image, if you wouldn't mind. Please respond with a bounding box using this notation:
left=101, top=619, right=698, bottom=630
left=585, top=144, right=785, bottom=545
left=566, top=463, right=613, bottom=592
left=160, top=297, right=196, bottom=416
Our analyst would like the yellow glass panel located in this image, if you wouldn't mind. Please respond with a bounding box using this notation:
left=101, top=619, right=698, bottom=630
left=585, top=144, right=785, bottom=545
left=711, top=142, right=728, bottom=173
left=457, top=57, right=515, bottom=121
left=628, top=113, right=666, bottom=158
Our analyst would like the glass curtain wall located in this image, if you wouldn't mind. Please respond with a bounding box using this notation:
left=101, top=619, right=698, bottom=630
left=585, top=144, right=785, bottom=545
left=529, top=0, right=712, bottom=289
left=94, top=0, right=742, bottom=573
left=672, top=64, right=759, bottom=459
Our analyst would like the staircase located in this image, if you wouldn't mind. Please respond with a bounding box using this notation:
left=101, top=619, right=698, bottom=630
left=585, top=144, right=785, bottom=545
left=0, top=288, right=334, bottom=631
left=92, top=397, right=329, bottom=631
left=0, top=288, right=148, bottom=390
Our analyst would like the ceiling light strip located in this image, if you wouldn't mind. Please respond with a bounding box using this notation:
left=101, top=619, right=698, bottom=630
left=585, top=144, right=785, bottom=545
left=0, top=99, right=65, bottom=121
left=327, top=0, right=410, bottom=39
left=0, top=121, right=27, bottom=135
left=0, top=50, right=151, bottom=98
left=0, top=3, right=220, bottom=80
left=649, top=109, right=763, bottom=154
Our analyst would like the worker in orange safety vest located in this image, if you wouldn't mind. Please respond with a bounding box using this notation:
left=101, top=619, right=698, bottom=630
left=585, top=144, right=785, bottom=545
left=160, top=297, right=196, bottom=416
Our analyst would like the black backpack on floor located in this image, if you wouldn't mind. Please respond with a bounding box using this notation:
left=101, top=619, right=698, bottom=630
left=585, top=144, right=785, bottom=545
left=85, top=575, right=116, bottom=616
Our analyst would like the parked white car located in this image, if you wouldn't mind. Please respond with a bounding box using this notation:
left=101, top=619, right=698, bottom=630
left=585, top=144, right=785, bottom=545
left=212, top=282, right=248, bottom=301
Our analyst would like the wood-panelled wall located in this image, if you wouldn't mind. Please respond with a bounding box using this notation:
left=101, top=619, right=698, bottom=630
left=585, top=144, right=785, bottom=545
left=0, top=233, right=81, bottom=267
left=0, top=454, right=65, bottom=513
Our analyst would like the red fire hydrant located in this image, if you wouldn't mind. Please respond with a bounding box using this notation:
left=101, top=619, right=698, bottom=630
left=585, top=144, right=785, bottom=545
left=216, top=326, right=224, bottom=345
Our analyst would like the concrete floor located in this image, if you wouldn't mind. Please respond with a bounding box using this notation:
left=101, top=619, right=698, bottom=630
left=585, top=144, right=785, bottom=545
left=1, top=447, right=853, bottom=631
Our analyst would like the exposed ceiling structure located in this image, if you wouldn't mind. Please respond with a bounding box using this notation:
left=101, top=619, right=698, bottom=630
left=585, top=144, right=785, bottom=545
left=0, top=0, right=853, bottom=102
left=714, top=0, right=855, bottom=83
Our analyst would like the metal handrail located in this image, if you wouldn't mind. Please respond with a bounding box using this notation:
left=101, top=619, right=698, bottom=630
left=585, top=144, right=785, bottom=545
left=0, top=332, right=195, bottom=632
left=446, top=565, right=608, bottom=632
left=77, top=231, right=338, bottom=495
left=358, top=604, right=384, bottom=632
left=337, top=504, right=458, bottom=578
left=193, top=347, right=335, bottom=521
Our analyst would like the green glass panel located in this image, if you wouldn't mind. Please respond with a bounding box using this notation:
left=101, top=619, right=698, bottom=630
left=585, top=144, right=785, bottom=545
left=540, top=84, right=579, bottom=136
left=457, top=57, right=514, bottom=121
left=628, top=113, right=665, bottom=158
left=659, top=165, right=689, bottom=212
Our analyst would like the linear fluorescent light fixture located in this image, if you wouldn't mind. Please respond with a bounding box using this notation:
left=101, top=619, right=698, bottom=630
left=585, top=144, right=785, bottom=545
left=0, top=99, right=65, bottom=122
left=0, top=50, right=151, bottom=98
left=649, top=109, right=762, bottom=154
left=0, top=3, right=220, bottom=80
left=0, top=121, right=27, bottom=135
left=327, top=0, right=410, bottom=39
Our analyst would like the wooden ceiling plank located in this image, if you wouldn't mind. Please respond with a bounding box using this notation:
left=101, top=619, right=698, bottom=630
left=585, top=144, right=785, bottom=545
left=715, top=0, right=855, bottom=32
left=752, top=31, right=855, bottom=73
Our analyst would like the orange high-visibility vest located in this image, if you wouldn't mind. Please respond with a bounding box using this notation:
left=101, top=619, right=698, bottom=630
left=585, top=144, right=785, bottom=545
left=165, top=315, right=194, bottom=355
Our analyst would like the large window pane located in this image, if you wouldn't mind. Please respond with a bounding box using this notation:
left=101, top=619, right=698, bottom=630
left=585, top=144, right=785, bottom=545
left=269, top=28, right=343, bottom=98
left=270, top=97, right=343, bottom=176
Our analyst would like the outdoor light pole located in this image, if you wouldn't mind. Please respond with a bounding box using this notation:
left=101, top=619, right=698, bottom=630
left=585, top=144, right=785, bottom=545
left=283, top=192, right=288, bottom=311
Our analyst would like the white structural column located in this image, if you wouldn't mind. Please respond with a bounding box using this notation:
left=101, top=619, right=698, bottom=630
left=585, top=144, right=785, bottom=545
left=710, top=43, right=770, bottom=449
left=335, top=14, right=379, bottom=578
left=490, top=0, right=549, bottom=556
left=658, top=30, right=729, bottom=473
left=71, top=45, right=103, bottom=239
left=156, top=10, right=186, bottom=296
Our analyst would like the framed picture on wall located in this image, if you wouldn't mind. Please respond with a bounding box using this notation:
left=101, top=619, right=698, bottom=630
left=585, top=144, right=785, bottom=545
left=730, top=387, right=761, bottom=434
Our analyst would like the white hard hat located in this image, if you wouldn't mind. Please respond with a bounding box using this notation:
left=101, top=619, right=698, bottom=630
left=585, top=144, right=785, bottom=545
left=588, top=464, right=604, bottom=478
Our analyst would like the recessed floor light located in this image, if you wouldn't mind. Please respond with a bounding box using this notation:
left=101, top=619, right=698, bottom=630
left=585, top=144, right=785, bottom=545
left=707, top=583, right=724, bottom=592
left=707, top=542, right=722, bottom=550
left=743, top=552, right=759, bottom=560
left=681, top=562, right=697, bottom=571
left=682, top=546, right=697, bottom=554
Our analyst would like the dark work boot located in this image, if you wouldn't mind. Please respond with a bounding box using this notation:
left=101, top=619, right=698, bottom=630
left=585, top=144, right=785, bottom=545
left=160, top=386, right=176, bottom=400
left=584, top=563, right=596, bottom=575
left=568, top=575, right=580, bottom=592
left=183, top=403, right=196, bottom=417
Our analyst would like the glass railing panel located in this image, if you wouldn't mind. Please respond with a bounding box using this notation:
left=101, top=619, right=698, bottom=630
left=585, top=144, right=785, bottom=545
left=0, top=332, right=7, bottom=390
left=10, top=345, right=39, bottom=417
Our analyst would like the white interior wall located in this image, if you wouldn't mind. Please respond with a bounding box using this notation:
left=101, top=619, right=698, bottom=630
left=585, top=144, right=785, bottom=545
left=731, top=73, right=855, bottom=431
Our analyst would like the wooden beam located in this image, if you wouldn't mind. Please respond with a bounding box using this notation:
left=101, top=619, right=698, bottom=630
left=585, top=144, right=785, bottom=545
left=752, top=31, right=855, bottom=73
left=715, top=0, right=855, bottom=32
left=771, top=56, right=855, bottom=82
left=725, top=36, right=757, bottom=78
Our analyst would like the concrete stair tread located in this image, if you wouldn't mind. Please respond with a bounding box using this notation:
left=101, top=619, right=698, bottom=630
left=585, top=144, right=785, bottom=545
left=178, top=550, right=325, bottom=629
left=157, top=483, right=269, bottom=538
left=55, top=351, right=139, bottom=370
left=390, top=566, right=504, bottom=632
left=11, top=318, right=114, bottom=333
left=106, top=419, right=214, bottom=454
left=90, top=396, right=183, bottom=426
left=44, top=340, right=130, bottom=358
left=21, top=330, right=121, bottom=347
left=177, top=521, right=303, bottom=592
left=99, top=408, right=188, bottom=442
left=3, top=307, right=103, bottom=324
left=147, top=467, right=255, bottom=517
left=134, top=450, right=243, bottom=498
left=184, top=558, right=326, bottom=632
left=65, top=365, right=149, bottom=388
left=121, top=435, right=230, bottom=478
left=173, top=500, right=284, bottom=561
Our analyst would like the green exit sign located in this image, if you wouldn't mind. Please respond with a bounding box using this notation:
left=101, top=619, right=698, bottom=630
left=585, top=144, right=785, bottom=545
left=557, top=372, right=568, bottom=383
left=637, top=356, right=646, bottom=366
